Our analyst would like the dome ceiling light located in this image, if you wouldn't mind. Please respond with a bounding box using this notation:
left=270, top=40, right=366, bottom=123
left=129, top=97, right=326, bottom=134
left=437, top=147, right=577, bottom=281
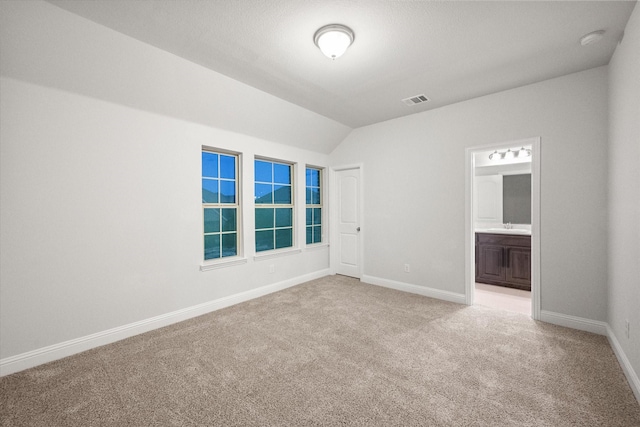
left=580, top=30, right=605, bottom=46
left=314, top=24, right=355, bottom=60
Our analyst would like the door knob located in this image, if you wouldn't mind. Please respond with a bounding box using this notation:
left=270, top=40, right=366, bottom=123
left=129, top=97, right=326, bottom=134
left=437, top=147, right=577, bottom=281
left=356, top=227, right=361, bottom=232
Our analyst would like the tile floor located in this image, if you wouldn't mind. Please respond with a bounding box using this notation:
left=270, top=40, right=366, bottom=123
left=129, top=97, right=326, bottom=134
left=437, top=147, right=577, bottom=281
left=474, top=282, right=531, bottom=315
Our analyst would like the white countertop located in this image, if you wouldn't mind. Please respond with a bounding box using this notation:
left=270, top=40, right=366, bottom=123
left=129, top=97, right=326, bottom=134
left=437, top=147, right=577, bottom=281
left=475, top=228, right=531, bottom=236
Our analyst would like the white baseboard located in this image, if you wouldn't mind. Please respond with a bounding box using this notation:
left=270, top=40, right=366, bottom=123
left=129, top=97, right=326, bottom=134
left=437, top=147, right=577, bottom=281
left=606, top=325, right=640, bottom=403
left=538, top=312, right=640, bottom=403
left=539, top=310, right=608, bottom=335
left=0, top=269, right=329, bottom=377
left=5, top=271, right=638, bottom=406
left=361, top=275, right=466, bottom=305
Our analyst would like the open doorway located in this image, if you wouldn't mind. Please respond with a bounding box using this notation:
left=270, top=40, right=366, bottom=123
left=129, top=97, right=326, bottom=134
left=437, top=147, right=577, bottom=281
left=465, top=138, right=541, bottom=319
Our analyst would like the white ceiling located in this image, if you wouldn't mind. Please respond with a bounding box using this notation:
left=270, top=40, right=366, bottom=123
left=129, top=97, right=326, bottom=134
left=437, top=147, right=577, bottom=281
left=47, top=0, right=636, bottom=129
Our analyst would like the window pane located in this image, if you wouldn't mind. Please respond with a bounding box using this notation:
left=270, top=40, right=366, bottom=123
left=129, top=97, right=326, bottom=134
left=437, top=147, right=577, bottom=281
left=255, top=208, right=274, bottom=230
left=275, top=208, right=292, bottom=227
left=255, top=183, right=273, bottom=204
left=306, top=188, right=312, bottom=204
left=255, top=160, right=272, bottom=182
left=273, top=185, right=291, bottom=204
left=255, top=159, right=294, bottom=253
left=306, top=168, right=312, bottom=187
left=306, top=226, right=313, bottom=244
left=308, top=168, right=320, bottom=187
left=204, top=234, right=221, bottom=260
left=220, top=180, right=236, bottom=203
left=313, top=226, right=322, bottom=243
left=221, top=233, right=237, bottom=257
left=202, top=152, right=218, bottom=178
left=313, top=208, right=322, bottom=225
left=220, top=155, right=235, bottom=179
left=306, top=208, right=312, bottom=226
left=275, top=228, right=292, bottom=249
left=274, top=163, right=291, bottom=184
left=203, top=150, right=240, bottom=262
left=202, top=179, right=219, bottom=203
left=256, top=230, right=274, bottom=252
left=310, top=188, right=320, bottom=205
left=204, top=208, right=220, bottom=233
left=221, top=208, right=236, bottom=232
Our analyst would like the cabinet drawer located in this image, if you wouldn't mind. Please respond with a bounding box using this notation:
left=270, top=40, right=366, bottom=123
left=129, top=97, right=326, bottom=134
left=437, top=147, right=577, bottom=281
left=476, top=233, right=530, bottom=247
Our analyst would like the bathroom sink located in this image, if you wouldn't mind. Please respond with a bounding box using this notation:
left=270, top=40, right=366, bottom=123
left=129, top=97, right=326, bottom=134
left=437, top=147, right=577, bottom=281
left=476, top=228, right=531, bottom=236
left=478, top=228, right=531, bottom=235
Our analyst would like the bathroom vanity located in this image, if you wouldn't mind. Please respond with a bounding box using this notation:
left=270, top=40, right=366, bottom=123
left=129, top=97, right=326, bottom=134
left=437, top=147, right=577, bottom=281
left=475, top=231, right=531, bottom=291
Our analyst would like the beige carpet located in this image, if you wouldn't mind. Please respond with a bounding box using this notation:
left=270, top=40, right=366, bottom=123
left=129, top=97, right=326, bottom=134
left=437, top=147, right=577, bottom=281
left=1, top=275, right=639, bottom=426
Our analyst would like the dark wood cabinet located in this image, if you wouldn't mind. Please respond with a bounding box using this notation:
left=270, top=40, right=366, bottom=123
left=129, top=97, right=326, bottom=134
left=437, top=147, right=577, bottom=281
left=475, top=233, right=531, bottom=291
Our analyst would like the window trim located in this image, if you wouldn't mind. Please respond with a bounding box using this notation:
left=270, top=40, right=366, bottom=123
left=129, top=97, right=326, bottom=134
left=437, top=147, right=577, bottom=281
left=201, top=257, right=248, bottom=271
left=253, top=247, right=302, bottom=261
left=201, top=147, right=243, bottom=265
left=305, top=166, right=323, bottom=246
left=254, top=157, right=296, bottom=253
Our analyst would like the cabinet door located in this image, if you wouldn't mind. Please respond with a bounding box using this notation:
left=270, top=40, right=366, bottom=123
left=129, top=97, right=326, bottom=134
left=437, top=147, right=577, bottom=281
left=506, top=246, right=531, bottom=289
left=477, top=244, right=506, bottom=283
left=474, top=175, right=503, bottom=224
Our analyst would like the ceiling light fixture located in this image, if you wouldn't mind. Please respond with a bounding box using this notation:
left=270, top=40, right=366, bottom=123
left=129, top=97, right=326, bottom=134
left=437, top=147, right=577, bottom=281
left=314, top=24, right=354, bottom=60
left=580, top=30, right=605, bottom=46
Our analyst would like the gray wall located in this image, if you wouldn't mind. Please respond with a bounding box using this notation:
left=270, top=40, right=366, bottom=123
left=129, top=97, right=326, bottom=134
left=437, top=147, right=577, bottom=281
left=330, top=66, right=609, bottom=322
left=0, top=1, right=332, bottom=362
left=608, top=3, right=640, bottom=398
left=1, top=0, right=636, bottom=389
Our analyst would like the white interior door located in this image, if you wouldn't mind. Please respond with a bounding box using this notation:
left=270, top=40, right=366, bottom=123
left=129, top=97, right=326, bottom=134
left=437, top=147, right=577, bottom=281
left=331, top=167, right=361, bottom=278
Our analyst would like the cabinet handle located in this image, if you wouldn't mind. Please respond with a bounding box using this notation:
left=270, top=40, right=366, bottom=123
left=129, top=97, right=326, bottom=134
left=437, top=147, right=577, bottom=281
left=505, top=248, right=510, bottom=269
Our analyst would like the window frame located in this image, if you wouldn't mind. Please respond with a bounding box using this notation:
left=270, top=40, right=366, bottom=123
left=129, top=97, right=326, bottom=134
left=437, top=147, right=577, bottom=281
left=254, top=157, right=295, bottom=254
left=305, top=166, right=323, bottom=245
left=201, top=147, right=243, bottom=266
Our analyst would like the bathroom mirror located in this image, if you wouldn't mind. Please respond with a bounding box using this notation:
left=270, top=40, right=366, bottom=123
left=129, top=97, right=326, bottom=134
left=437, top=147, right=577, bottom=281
left=503, top=174, right=531, bottom=224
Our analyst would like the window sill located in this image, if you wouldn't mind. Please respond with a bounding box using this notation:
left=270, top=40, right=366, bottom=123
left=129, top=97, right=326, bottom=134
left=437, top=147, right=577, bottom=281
left=200, top=257, right=248, bottom=271
left=253, top=248, right=302, bottom=261
left=305, top=243, right=329, bottom=252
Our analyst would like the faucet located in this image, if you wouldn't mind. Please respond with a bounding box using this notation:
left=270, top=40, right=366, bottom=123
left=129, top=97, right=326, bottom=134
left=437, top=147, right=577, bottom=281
left=503, top=222, right=512, bottom=229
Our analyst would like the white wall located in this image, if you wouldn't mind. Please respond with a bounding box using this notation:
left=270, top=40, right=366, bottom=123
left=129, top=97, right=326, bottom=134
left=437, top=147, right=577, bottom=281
left=330, top=66, right=609, bottom=322
left=0, top=1, right=333, bottom=367
left=608, top=3, right=640, bottom=397
left=0, top=77, right=329, bottom=362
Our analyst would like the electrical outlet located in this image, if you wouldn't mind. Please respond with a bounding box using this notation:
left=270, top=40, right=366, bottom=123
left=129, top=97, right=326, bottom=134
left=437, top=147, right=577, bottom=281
left=404, top=264, right=410, bottom=273
left=269, top=264, right=275, bottom=274
left=625, top=320, right=630, bottom=338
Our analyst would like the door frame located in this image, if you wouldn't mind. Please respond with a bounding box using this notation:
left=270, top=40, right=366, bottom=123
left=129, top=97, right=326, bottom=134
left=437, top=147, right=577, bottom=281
left=465, top=137, right=541, bottom=319
left=329, top=164, right=364, bottom=278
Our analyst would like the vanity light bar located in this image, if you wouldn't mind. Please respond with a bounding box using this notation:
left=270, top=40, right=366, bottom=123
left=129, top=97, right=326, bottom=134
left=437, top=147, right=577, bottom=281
left=489, top=147, right=531, bottom=161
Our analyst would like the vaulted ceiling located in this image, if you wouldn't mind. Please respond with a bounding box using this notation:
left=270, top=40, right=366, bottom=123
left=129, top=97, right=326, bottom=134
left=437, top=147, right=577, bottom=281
left=47, top=0, right=636, bottom=128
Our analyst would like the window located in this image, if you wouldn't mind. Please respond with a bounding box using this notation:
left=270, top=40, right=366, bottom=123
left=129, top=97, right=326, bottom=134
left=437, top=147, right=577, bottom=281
left=306, top=167, right=322, bottom=244
left=255, top=159, right=293, bottom=252
left=202, top=150, right=239, bottom=260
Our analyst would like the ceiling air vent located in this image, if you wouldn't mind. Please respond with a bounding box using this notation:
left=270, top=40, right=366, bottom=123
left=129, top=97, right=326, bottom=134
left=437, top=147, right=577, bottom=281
left=402, top=94, right=429, bottom=106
